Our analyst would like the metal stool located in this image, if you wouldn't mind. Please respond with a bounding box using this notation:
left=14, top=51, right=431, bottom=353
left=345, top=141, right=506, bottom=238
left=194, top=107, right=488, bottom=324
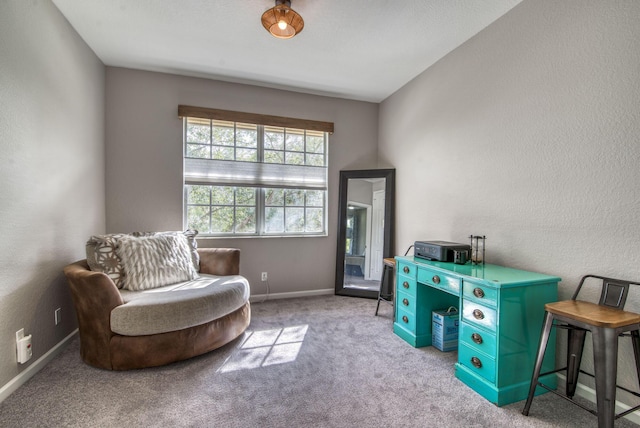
left=375, top=258, right=396, bottom=316
left=522, top=275, right=640, bottom=428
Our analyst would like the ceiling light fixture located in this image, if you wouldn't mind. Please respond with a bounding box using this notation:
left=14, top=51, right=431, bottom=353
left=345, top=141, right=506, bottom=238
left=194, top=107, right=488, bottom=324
left=261, top=0, right=304, bottom=39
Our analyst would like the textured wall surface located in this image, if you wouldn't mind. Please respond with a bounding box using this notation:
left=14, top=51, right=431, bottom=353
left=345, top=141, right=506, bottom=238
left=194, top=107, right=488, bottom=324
left=0, top=2, right=105, bottom=388
left=105, top=67, right=379, bottom=295
left=379, top=0, right=640, bottom=404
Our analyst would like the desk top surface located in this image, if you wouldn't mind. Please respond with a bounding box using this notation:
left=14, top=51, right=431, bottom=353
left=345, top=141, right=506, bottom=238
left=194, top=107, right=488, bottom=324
left=395, top=256, right=561, bottom=287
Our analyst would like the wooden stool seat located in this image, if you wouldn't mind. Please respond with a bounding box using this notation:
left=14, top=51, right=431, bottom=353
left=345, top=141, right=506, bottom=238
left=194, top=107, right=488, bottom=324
left=546, top=300, right=640, bottom=329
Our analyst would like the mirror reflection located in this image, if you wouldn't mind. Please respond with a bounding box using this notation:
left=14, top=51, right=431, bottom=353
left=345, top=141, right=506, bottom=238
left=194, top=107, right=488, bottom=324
left=335, top=169, right=395, bottom=299
left=344, top=178, right=386, bottom=292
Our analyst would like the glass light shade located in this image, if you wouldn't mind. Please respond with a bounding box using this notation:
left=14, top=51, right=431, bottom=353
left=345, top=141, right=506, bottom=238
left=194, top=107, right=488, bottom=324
left=261, top=1, right=304, bottom=39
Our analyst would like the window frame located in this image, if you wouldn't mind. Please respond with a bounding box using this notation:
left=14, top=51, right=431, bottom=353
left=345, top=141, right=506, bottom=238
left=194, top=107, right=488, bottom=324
left=180, top=107, right=332, bottom=238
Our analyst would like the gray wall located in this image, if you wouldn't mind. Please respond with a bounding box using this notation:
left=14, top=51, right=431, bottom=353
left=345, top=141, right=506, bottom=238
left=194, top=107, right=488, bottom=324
left=379, top=0, right=640, bottom=402
left=347, top=179, right=374, bottom=206
left=105, top=68, right=379, bottom=295
left=0, top=1, right=105, bottom=389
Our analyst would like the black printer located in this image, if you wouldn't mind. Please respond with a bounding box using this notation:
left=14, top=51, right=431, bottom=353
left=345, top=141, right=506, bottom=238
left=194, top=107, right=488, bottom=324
left=414, top=240, right=471, bottom=264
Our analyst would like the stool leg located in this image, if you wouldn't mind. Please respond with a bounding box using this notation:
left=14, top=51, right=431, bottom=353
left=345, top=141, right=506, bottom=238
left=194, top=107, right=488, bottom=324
left=375, top=266, right=388, bottom=316
left=522, top=311, right=555, bottom=416
left=631, top=330, right=640, bottom=387
left=566, top=328, right=587, bottom=398
left=592, top=326, right=618, bottom=428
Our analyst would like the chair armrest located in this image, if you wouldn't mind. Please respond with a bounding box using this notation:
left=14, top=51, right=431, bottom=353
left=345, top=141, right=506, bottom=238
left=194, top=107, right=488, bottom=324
left=198, top=248, right=240, bottom=276
left=63, top=260, right=124, bottom=369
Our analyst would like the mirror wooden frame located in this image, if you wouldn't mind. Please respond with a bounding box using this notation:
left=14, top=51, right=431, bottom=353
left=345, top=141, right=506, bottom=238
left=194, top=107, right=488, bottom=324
left=335, top=168, right=395, bottom=298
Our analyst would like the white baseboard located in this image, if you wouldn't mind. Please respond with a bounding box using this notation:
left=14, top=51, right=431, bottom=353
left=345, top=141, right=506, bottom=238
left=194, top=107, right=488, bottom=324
left=250, top=288, right=334, bottom=303
left=0, top=329, right=78, bottom=404
left=556, top=373, right=640, bottom=425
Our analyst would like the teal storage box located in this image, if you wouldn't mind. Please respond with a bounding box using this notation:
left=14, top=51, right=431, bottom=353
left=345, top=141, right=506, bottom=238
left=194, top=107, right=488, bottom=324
left=432, top=307, right=459, bottom=352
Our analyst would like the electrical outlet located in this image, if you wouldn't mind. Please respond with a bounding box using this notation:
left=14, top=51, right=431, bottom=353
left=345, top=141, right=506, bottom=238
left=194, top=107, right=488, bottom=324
left=261, top=272, right=268, bottom=281
left=16, top=328, right=32, bottom=364
left=55, top=308, right=61, bottom=325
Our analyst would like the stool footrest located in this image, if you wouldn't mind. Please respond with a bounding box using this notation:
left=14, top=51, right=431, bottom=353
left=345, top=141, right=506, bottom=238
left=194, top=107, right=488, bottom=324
left=617, top=403, right=640, bottom=420
left=535, top=381, right=597, bottom=416
left=537, top=370, right=640, bottom=421
left=564, top=368, right=640, bottom=401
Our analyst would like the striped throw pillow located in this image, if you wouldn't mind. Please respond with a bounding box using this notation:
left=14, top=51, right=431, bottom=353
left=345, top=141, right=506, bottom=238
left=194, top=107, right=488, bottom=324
left=117, top=233, right=199, bottom=291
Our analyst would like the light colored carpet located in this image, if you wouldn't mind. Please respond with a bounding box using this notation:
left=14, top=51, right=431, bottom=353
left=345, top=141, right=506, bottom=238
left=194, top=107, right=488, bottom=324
left=0, top=295, right=636, bottom=427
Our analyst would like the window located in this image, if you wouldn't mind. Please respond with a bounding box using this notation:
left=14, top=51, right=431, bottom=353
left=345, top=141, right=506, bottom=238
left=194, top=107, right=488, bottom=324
left=180, top=106, right=333, bottom=237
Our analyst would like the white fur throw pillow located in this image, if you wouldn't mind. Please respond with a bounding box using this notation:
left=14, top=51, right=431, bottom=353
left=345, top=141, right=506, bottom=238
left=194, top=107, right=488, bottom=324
left=117, top=234, right=199, bottom=291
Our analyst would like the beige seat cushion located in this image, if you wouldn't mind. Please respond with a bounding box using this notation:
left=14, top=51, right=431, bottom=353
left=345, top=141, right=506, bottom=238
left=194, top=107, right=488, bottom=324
left=111, top=274, right=250, bottom=336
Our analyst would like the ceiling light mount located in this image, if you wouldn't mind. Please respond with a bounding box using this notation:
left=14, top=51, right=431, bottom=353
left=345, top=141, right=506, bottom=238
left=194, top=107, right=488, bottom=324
left=261, top=0, right=304, bottom=39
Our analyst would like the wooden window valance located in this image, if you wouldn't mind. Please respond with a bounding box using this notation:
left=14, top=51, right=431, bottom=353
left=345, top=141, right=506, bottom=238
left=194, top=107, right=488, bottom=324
left=178, top=105, right=334, bottom=134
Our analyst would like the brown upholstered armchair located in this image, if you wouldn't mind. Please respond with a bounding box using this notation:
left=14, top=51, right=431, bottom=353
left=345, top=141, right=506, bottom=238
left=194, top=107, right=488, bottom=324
left=64, top=248, right=250, bottom=370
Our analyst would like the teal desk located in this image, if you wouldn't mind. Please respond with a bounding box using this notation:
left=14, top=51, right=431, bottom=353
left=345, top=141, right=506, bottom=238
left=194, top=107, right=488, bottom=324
left=393, top=256, right=559, bottom=406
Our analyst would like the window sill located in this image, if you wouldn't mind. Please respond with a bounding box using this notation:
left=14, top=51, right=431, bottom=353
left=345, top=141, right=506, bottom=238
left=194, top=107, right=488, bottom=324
left=196, top=233, right=328, bottom=240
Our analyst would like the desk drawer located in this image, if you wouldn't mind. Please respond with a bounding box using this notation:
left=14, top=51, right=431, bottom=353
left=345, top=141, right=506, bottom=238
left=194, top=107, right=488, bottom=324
left=462, top=301, right=497, bottom=332
left=459, top=321, right=497, bottom=358
left=459, top=342, right=496, bottom=383
left=396, top=289, right=416, bottom=315
left=417, top=268, right=461, bottom=295
left=397, top=261, right=417, bottom=279
left=397, top=276, right=417, bottom=297
left=396, top=307, right=416, bottom=332
left=463, top=280, right=497, bottom=308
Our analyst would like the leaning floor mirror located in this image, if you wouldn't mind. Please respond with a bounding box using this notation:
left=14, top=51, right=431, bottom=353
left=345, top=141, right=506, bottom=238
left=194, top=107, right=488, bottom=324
left=335, top=169, right=395, bottom=298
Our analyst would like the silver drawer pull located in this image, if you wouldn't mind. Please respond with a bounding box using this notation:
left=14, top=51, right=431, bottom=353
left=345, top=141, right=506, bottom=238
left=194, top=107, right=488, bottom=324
left=471, top=356, right=482, bottom=369
left=402, top=315, right=409, bottom=323
left=471, top=333, right=483, bottom=344
left=432, top=275, right=441, bottom=284
left=402, top=298, right=409, bottom=306
left=473, top=309, right=485, bottom=320
left=403, top=281, right=410, bottom=289
left=473, top=287, right=485, bottom=298
left=403, top=266, right=410, bottom=274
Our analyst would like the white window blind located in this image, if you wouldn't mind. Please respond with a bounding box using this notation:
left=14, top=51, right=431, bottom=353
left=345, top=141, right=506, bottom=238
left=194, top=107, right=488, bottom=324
left=180, top=106, right=333, bottom=236
left=184, top=158, right=327, bottom=190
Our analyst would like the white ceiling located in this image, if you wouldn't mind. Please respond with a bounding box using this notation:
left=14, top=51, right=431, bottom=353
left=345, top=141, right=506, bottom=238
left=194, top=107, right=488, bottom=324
left=52, top=0, right=522, bottom=103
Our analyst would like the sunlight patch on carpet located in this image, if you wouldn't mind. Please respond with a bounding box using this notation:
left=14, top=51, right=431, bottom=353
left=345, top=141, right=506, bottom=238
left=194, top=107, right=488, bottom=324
left=218, top=325, right=308, bottom=373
